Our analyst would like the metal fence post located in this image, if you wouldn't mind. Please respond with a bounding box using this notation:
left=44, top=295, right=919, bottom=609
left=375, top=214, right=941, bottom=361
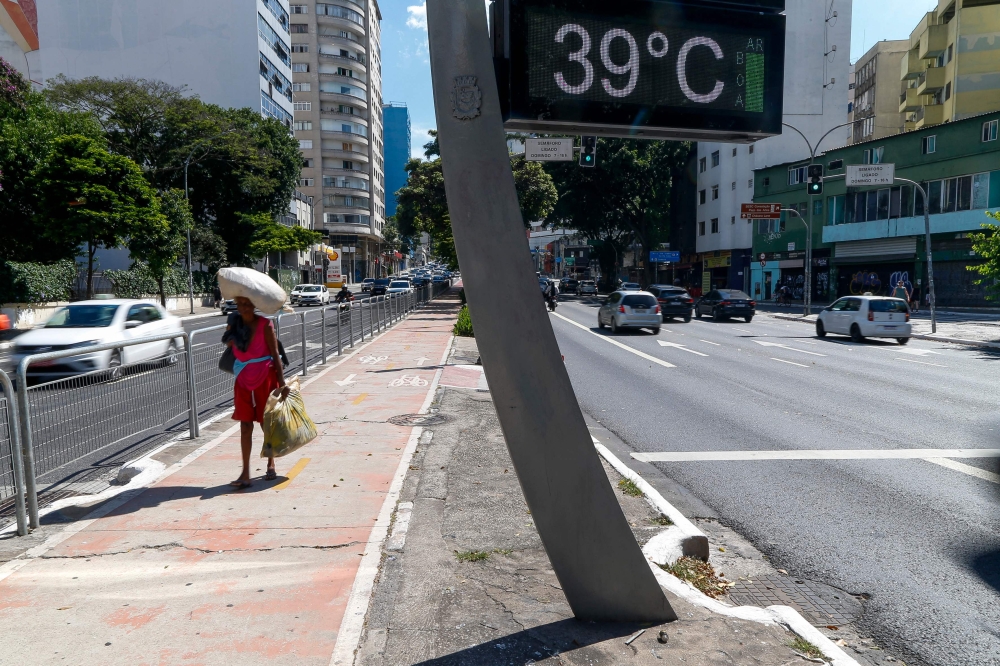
left=15, top=360, right=39, bottom=528
left=336, top=305, right=342, bottom=356
left=300, top=312, right=307, bottom=376
left=349, top=303, right=355, bottom=347
left=184, top=331, right=200, bottom=439
left=0, top=370, right=28, bottom=536
left=321, top=307, right=327, bottom=364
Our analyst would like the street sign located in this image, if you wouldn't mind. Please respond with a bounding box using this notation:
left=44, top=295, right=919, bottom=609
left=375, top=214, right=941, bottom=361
left=492, top=0, right=786, bottom=143
left=741, top=203, right=781, bottom=219
left=525, top=137, right=575, bottom=161
left=759, top=252, right=766, bottom=267
left=650, top=250, right=680, bottom=263
left=846, top=164, right=895, bottom=187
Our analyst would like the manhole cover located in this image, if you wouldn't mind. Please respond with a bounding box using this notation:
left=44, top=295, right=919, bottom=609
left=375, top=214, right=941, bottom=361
left=728, top=576, right=864, bottom=627
left=387, top=413, right=452, bottom=426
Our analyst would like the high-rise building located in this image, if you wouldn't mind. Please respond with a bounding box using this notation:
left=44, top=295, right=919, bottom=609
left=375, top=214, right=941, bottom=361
left=382, top=101, right=411, bottom=218
left=694, top=0, right=852, bottom=295
left=850, top=40, right=910, bottom=144
left=288, top=0, right=385, bottom=282
left=0, top=0, right=38, bottom=80
left=38, top=0, right=295, bottom=129
left=899, top=0, right=1000, bottom=132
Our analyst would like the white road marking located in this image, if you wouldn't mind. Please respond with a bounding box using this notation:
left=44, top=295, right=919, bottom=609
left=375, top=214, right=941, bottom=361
left=733, top=328, right=752, bottom=333
left=924, top=458, right=1000, bottom=485
left=894, top=348, right=941, bottom=356
left=414, top=356, right=429, bottom=366
left=895, top=358, right=947, bottom=368
left=657, top=340, right=709, bottom=357
left=698, top=340, right=721, bottom=346
left=753, top=340, right=827, bottom=357
left=551, top=312, right=676, bottom=368
left=335, top=373, right=357, bottom=386
left=771, top=357, right=809, bottom=368
left=633, top=448, right=1000, bottom=462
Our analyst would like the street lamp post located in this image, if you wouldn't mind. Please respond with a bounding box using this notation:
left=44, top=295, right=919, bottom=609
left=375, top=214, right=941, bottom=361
left=895, top=178, right=937, bottom=333
left=782, top=207, right=810, bottom=305
left=781, top=120, right=864, bottom=316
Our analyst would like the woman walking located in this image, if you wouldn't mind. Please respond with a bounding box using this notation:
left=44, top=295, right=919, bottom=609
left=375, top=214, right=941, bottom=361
left=224, top=296, right=288, bottom=488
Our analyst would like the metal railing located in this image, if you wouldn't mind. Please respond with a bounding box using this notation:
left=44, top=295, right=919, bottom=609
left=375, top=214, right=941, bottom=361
left=1, top=282, right=451, bottom=533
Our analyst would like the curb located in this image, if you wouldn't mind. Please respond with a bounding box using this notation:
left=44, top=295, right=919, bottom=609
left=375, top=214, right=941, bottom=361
left=769, top=313, right=1000, bottom=349
left=594, top=439, right=860, bottom=666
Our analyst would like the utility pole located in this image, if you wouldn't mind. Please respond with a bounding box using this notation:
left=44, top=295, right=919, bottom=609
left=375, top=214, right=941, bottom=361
left=895, top=178, right=937, bottom=333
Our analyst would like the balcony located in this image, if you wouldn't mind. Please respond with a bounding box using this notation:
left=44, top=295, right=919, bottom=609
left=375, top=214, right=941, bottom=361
left=316, top=12, right=365, bottom=35
left=321, top=129, right=369, bottom=145
left=318, top=51, right=367, bottom=71
left=899, top=87, right=922, bottom=112
left=321, top=106, right=369, bottom=122
left=321, top=147, right=370, bottom=161
left=901, top=49, right=924, bottom=80
left=318, top=29, right=364, bottom=47
left=916, top=66, right=946, bottom=95
left=917, top=23, right=948, bottom=60
left=914, top=103, right=945, bottom=129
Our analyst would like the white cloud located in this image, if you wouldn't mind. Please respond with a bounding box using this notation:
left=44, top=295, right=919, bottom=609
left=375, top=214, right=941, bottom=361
left=406, top=3, right=426, bottom=30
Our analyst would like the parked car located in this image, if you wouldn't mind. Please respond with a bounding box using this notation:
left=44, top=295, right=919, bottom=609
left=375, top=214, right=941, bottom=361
left=695, top=289, right=756, bottom=322
left=648, top=285, right=694, bottom=322
left=578, top=280, right=598, bottom=295
left=816, top=296, right=911, bottom=343
left=220, top=299, right=238, bottom=315
left=371, top=278, right=391, bottom=296
left=620, top=282, right=641, bottom=291
left=361, top=278, right=376, bottom=293
left=597, top=291, right=662, bottom=334
left=560, top=278, right=579, bottom=294
left=12, top=300, right=185, bottom=381
left=387, top=280, right=413, bottom=295
left=291, top=284, right=329, bottom=306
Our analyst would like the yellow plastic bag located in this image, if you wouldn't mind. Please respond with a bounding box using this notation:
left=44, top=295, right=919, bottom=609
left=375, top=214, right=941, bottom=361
left=261, top=378, right=317, bottom=458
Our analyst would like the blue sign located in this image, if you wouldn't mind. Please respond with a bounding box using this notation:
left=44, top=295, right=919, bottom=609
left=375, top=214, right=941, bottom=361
left=650, top=251, right=680, bottom=263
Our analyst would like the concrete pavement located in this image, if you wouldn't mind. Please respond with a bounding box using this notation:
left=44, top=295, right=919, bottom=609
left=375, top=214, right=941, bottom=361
left=0, top=294, right=461, bottom=664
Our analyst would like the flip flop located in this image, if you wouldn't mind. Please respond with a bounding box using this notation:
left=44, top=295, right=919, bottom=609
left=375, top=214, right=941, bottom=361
left=265, top=469, right=277, bottom=481
left=229, top=479, right=252, bottom=489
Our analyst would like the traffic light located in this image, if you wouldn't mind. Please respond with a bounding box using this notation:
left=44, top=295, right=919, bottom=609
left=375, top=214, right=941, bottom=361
left=807, top=164, right=824, bottom=195
left=579, top=136, right=597, bottom=167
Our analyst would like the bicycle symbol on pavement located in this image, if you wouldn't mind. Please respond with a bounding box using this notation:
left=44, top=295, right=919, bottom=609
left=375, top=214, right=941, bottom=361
left=389, top=375, right=428, bottom=387
left=359, top=355, right=388, bottom=365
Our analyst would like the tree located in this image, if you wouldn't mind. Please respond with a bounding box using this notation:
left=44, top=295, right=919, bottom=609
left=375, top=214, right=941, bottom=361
left=128, top=189, right=190, bottom=306
left=32, top=135, right=163, bottom=298
left=190, top=223, right=228, bottom=271
left=245, top=213, right=322, bottom=269
left=967, top=212, right=1000, bottom=300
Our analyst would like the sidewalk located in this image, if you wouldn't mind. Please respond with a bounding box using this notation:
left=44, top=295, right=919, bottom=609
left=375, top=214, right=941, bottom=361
left=0, top=293, right=462, bottom=664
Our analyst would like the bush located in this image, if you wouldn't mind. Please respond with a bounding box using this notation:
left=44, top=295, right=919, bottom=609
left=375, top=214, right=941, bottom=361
left=106, top=264, right=213, bottom=298
left=0, top=260, right=76, bottom=304
left=453, top=304, right=474, bottom=337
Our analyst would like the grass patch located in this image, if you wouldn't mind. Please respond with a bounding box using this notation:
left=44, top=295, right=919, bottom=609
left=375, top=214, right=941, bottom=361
left=618, top=478, right=643, bottom=497
left=453, top=305, right=474, bottom=337
left=659, top=557, right=732, bottom=599
left=455, top=550, right=490, bottom=562
left=492, top=548, right=512, bottom=556
left=788, top=637, right=827, bottom=661
left=650, top=514, right=674, bottom=526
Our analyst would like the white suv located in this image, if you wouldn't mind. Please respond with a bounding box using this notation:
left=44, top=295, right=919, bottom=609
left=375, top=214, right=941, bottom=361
left=816, top=296, right=912, bottom=344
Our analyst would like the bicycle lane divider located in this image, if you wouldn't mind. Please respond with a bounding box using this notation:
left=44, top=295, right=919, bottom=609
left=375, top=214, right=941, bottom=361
left=0, top=294, right=463, bottom=665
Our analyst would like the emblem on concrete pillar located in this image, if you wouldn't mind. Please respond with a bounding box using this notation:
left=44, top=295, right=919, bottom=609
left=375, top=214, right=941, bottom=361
left=450, top=76, right=482, bottom=120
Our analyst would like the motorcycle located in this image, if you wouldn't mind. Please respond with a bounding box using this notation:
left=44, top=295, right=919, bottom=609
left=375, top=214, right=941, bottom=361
left=546, top=294, right=558, bottom=311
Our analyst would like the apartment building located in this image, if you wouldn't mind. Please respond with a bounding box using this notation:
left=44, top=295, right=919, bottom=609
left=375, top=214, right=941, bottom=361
left=383, top=101, right=411, bottom=218
left=288, top=0, right=385, bottom=282
left=695, top=0, right=852, bottom=295
left=850, top=40, right=909, bottom=144
left=0, top=0, right=38, bottom=80
left=900, top=0, right=1000, bottom=131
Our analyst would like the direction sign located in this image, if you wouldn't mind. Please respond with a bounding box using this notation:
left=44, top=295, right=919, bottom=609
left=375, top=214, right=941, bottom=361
left=525, top=137, right=575, bottom=161
left=650, top=250, right=680, bottom=263
left=492, top=0, right=786, bottom=142
left=741, top=203, right=781, bottom=219
left=846, top=164, right=895, bottom=187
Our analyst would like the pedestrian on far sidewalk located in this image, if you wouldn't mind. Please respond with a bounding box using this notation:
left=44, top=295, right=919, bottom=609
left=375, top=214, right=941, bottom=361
left=223, top=296, right=289, bottom=489
left=213, top=284, right=222, bottom=307
left=891, top=280, right=909, bottom=301
left=910, top=286, right=920, bottom=313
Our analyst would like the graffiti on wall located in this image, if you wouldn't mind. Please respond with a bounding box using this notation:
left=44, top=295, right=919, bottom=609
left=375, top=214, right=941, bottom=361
left=848, top=270, right=913, bottom=296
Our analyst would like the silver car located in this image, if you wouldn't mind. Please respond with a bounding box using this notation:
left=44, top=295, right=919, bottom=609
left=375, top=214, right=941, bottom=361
left=597, top=291, right=662, bottom=334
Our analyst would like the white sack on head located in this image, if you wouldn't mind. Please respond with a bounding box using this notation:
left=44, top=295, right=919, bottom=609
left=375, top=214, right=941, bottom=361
left=217, top=267, right=288, bottom=315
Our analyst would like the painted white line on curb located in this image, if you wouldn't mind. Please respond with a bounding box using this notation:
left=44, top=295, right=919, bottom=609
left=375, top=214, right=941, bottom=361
left=551, top=312, right=676, bottom=368
left=633, top=448, right=1000, bottom=462
left=771, top=357, right=810, bottom=368
left=925, top=457, right=1000, bottom=485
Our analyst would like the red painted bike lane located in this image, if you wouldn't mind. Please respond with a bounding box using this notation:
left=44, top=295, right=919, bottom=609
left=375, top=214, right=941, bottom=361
left=0, top=295, right=461, bottom=665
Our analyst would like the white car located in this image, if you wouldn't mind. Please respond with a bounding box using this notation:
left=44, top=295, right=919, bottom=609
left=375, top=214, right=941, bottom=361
left=12, top=300, right=185, bottom=380
left=579, top=280, right=598, bottom=295
left=816, top=296, right=912, bottom=344
left=597, top=291, right=662, bottom=334
left=290, top=284, right=329, bottom=306
left=387, top=280, right=413, bottom=295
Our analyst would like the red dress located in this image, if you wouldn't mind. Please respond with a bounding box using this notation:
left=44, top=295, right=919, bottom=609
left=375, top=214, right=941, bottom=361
left=231, top=316, right=279, bottom=424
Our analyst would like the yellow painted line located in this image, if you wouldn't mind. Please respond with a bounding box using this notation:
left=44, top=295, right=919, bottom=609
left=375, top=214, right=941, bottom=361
left=352, top=393, right=368, bottom=405
left=274, top=457, right=311, bottom=490
left=386, top=363, right=395, bottom=370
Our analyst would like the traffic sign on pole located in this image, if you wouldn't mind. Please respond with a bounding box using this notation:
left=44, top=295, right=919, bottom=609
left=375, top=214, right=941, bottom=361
left=759, top=252, right=767, bottom=267
left=846, top=164, right=895, bottom=187
left=650, top=251, right=680, bottom=263
left=525, top=137, right=574, bottom=161
left=741, top=203, right=782, bottom=220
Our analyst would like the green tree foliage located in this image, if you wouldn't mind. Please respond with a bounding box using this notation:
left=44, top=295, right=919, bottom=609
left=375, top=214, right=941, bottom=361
left=545, top=138, right=693, bottom=287
left=128, top=189, right=191, bottom=305
left=967, top=212, right=1000, bottom=300
left=31, top=135, right=164, bottom=299
left=0, top=260, right=77, bottom=304
left=245, top=212, right=323, bottom=266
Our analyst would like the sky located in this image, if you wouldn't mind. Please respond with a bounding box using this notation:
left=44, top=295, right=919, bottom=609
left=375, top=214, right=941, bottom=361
left=379, top=0, right=944, bottom=159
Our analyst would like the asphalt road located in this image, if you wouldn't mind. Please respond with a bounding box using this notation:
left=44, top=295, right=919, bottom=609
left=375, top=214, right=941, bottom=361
left=550, top=297, right=1000, bottom=666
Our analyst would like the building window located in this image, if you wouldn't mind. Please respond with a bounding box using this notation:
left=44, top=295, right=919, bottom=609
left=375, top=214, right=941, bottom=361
left=699, top=190, right=706, bottom=205
left=299, top=139, right=313, bottom=149
left=863, top=147, right=884, bottom=165
left=261, top=0, right=290, bottom=29
left=299, top=178, right=314, bottom=187
left=260, top=91, right=292, bottom=127
left=290, top=4, right=308, bottom=12
left=711, top=151, right=720, bottom=167
left=828, top=195, right=846, bottom=225
left=294, top=101, right=311, bottom=111
left=828, top=159, right=844, bottom=170
left=921, top=135, right=936, bottom=154
left=258, top=13, right=290, bottom=66
left=293, top=82, right=311, bottom=92
left=984, top=120, right=999, bottom=142
left=698, top=221, right=706, bottom=236
left=749, top=144, right=754, bottom=154
left=290, top=23, right=308, bottom=33
left=260, top=52, right=292, bottom=101
left=731, top=216, right=736, bottom=225
left=292, top=63, right=309, bottom=72
left=732, top=148, right=737, bottom=157
left=731, top=182, right=736, bottom=191
left=711, top=218, right=719, bottom=233
left=711, top=186, right=719, bottom=200
left=748, top=179, right=753, bottom=188
left=292, top=44, right=309, bottom=53
left=788, top=165, right=807, bottom=185
left=302, top=158, right=314, bottom=168
left=699, top=157, right=707, bottom=173
left=294, top=121, right=312, bottom=131
left=944, top=82, right=952, bottom=101
left=813, top=199, right=823, bottom=216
